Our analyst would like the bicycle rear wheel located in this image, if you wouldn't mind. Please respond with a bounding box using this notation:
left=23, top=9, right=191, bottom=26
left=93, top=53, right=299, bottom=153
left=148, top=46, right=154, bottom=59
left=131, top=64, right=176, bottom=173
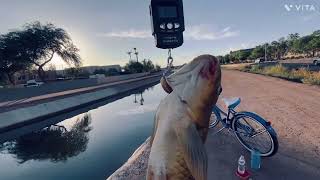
left=232, top=112, right=278, bottom=157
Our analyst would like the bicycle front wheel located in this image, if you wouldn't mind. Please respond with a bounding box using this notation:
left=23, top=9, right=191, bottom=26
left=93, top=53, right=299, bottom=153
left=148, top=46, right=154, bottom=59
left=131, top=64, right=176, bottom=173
left=232, top=112, right=278, bottom=157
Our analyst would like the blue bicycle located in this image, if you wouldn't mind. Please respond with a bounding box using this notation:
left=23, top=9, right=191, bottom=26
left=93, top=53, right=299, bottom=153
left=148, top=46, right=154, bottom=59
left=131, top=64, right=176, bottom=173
left=209, top=97, right=278, bottom=157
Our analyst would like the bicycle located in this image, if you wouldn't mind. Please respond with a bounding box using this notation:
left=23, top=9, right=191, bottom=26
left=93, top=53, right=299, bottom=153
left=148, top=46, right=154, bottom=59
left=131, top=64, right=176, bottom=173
left=209, top=97, right=278, bottom=157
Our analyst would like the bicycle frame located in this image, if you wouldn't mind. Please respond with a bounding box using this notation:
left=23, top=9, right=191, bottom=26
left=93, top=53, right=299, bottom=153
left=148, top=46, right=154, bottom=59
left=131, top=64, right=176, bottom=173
left=212, top=105, right=258, bottom=136
left=212, top=105, right=236, bottom=128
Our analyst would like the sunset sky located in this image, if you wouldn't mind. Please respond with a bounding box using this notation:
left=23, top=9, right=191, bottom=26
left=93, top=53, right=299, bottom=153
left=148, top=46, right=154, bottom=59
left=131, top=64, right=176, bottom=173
left=1, top=0, right=319, bottom=69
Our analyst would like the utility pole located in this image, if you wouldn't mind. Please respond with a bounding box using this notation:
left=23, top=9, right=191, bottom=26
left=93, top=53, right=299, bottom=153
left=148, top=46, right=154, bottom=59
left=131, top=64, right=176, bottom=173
left=133, top=48, right=139, bottom=62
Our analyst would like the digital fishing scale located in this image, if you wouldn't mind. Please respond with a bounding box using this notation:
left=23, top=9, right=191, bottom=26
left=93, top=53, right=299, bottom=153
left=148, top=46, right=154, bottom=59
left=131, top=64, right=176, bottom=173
left=150, top=0, right=185, bottom=49
left=150, top=0, right=185, bottom=73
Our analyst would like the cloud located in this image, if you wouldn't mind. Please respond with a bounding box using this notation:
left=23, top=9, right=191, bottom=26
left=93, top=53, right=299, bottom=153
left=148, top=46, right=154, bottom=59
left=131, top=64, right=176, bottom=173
left=97, top=25, right=239, bottom=41
left=185, top=25, right=239, bottom=40
left=97, top=29, right=151, bottom=38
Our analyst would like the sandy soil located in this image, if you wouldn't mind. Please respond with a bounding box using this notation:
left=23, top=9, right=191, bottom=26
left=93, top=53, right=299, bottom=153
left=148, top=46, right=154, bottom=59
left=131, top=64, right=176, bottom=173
left=219, top=70, right=320, bottom=167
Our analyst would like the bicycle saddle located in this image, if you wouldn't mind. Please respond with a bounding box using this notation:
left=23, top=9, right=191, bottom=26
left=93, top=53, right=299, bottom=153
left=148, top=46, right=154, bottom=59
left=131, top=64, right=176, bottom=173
left=222, top=97, right=241, bottom=109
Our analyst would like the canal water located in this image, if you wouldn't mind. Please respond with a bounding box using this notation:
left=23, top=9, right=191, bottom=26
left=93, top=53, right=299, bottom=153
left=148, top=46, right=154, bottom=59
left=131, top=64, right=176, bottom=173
left=0, top=83, right=166, bottom=180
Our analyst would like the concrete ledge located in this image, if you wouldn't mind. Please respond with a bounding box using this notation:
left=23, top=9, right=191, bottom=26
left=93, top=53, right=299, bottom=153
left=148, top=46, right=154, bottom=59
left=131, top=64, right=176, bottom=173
left=0, top=75, right=161, bottom=133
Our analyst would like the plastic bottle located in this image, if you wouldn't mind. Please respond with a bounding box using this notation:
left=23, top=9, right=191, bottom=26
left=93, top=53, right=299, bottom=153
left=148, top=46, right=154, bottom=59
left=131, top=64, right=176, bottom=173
left=238, top=155, right=246, bottom=174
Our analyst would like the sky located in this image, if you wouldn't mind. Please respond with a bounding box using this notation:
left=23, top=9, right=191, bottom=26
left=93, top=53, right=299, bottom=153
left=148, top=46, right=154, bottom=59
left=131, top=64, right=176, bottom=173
left=0, top=0, right=320, bottom=69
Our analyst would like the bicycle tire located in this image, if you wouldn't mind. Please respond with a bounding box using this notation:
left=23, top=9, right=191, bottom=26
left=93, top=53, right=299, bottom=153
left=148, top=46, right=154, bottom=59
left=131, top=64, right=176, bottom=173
left=232, top=112, right=278, bottom=157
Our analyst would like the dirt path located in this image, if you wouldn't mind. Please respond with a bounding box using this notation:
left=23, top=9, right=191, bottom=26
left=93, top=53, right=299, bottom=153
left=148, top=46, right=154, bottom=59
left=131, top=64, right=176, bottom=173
left=218, top=70, right=320, bottom=167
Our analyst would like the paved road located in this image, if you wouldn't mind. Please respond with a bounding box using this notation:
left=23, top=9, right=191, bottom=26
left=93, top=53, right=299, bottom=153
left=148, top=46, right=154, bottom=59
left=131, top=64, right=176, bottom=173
left=0, top=75, right=161, bottom=113
left=206, top=69, right=320, bottom=179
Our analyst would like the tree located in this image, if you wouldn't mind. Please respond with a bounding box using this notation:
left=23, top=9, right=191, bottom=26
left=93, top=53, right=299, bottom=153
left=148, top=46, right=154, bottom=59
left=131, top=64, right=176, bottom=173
left=307, top=30, right=320, bottom=57
left=224, top=54, right=231, bottom=64
left=124, top=61, right=144, bottom=73
left=124, top=59, right=158, bottom=74
left=238, top=51, right=251, bottom=61
left=269, top=41, right=278, bottom=59
left=216, top=56, right=224, bottom=64
left=228, top=51, right=237, bottom=63
left=296, top=35, right=313, bottom=56
left=142, top=59, right=155, bottom=72
left=250, top=46, right=264, bottom=59
left=16, top=21, right=81, bottom=81
left=0, top=33, right=32, bottom=84
left=155, top=64, right=161, bottom=72
left=65, top=67, right=81, bottom=78
left=277, top=37, right=288, bottom=59
left=287, top=33, right=300, bottom=53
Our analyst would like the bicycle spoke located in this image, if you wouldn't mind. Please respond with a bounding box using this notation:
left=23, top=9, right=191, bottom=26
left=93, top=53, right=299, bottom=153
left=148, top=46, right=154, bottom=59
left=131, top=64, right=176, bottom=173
left=234, top=116, right=273, bottom=155
left=251, top=129, right=267, bottom=138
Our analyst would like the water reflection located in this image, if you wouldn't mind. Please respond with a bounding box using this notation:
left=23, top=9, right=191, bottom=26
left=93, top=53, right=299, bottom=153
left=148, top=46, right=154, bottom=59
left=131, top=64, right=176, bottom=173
left=0, top=114, right=92, bottom=164
left=133, top=88, right=151, bottom=105
left=140, top=93, right=144, bottom=105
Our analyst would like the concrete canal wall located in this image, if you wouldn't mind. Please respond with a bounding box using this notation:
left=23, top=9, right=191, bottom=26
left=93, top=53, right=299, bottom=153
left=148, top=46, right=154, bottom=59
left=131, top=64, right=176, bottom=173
left=0, top=75, right=161, bottom=133
left=107, top=138, right=151, bottom=180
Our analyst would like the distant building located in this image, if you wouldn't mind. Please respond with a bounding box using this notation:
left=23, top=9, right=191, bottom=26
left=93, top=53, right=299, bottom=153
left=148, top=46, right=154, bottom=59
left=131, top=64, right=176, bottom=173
left=14, top=70, right=57, bottom=84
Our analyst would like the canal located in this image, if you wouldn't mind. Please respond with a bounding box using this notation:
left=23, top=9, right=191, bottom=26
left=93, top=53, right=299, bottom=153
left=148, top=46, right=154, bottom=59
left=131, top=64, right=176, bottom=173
left=0, top=83, right=166, bottom=180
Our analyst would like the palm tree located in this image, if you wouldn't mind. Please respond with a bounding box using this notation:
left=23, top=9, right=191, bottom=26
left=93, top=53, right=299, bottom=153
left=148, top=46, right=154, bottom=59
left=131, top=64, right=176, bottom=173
left=127, top=51, right=132, bottom=61
left=133, top=48, right=139, bottom=62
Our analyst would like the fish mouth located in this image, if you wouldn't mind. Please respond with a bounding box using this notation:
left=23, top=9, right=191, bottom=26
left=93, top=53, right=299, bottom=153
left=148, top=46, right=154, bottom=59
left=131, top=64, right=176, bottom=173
left=160, top=76, right=173, bottom=93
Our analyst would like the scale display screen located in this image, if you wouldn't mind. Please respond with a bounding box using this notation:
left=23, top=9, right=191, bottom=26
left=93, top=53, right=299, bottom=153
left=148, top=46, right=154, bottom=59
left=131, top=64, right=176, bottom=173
left=158, top=6, right=177, bottom=18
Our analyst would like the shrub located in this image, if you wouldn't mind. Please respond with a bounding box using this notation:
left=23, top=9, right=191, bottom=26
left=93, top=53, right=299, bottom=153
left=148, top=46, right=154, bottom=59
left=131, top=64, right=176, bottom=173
left=241, top=64, right=320, bottom=85
left=302, top=71, right=320, bottom=85
left=249, top=65, right=263, bottom=73
left=263, top=65, right=290, bottom=78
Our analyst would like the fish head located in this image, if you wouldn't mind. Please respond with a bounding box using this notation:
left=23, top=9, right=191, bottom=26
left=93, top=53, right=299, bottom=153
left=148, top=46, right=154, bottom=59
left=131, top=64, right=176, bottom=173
left=161, top=54, right=221, bottom=110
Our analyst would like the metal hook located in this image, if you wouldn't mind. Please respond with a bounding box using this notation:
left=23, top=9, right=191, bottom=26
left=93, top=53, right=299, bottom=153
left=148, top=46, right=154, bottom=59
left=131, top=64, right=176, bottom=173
left=167, top=49, right=173, bottom=68
left=163, top=49, right=174, bottom=77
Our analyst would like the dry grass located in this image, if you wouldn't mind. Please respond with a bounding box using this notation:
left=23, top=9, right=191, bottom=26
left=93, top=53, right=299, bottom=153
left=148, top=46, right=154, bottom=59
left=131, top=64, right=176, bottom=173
left=238, top=64, right=320, bottom=85
left=221, top=63, right=253, bottom=70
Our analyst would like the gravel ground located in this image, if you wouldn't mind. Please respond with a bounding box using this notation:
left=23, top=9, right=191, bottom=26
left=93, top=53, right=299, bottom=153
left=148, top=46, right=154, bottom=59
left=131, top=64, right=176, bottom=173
left=219, top=70, right=320, bottom=167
